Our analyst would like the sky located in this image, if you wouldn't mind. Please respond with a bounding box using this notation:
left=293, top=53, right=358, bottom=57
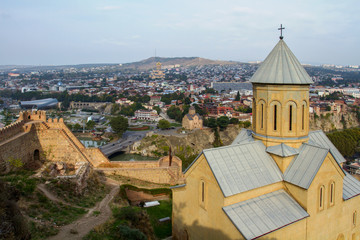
left=1, top=0, right=360, bottom=66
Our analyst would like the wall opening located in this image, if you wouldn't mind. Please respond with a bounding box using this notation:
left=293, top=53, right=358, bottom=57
left=289, top=105, right=293, bottom=131
left=34, top=149, right=40, bottom=161
left=274, top=105, right=277, bottom=131
left=353, top=211, right=357, bottom=227
left=202, top=181, right=205, bottom=203
left=261, top=104, right=264, bottom=129
left=330, top=182, right=335, bottom=206
left=319, top=185, right=325, bottom=210
left=302, top=105, right=305, bottom=130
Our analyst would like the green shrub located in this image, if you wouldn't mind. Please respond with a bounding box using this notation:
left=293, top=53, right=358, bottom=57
left=116, top=225, right=146, bottom=240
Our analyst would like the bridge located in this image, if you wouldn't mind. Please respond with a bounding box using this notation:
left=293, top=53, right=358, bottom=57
left=99, top=133, right=145, bottom=157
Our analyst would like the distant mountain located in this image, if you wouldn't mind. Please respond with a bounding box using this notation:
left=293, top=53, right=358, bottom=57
left=120, top=57, right=239, bottom=70
left=0, top=63, right=118, bottom=73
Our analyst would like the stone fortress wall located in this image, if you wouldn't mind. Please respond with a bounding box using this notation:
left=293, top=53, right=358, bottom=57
left=98, top=155, right=183, bottom=185
left=0, top=110, right=183, bottom=185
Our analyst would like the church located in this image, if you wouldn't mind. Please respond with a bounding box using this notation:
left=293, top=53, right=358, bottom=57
left=182, top=106, right=203, bottom=130
left=171, top=33, right=360, bottom=240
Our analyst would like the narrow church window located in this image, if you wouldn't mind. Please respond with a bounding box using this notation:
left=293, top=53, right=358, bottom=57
left=302, top=105, right=305, bottom=130
left=202, top=182, right=205, bottom=203
left=330, top=182, right=335, bottom=206
left=274, top=105, right=277, bottom=131
left=319, top=186, right=325, bottom=210
left=353, top=211, right=357, bottom=226
left=289, top=105, right=293, bottom=131
left=261, top=104, right=264, bottom=129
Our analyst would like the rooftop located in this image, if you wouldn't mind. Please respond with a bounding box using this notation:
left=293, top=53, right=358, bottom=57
left=250, top=39, right=313, bottom=85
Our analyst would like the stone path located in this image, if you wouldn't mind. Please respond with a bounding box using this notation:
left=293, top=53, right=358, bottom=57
left=47, top=180, right=119, bottom=240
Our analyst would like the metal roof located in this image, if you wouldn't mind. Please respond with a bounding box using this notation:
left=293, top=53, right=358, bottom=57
left=343, top=173, right=360, bottom=200
left=284, top=143, right=329, bottom=189
left=266, top=143, right=299, bottom=157
left=250, top=40, right=313, bottom=85
left=203, top=141, right=283, bottom=197
left=223, top=189, right=309, bottom=240
left=308, top=130, right=346, bottom=164
left=231, top=129, right=254, bottom=145
left=20, top=98, right=58, bottom=109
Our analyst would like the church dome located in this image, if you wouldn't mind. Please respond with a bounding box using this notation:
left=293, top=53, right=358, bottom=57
left=250, top=39, right=313, bottom=85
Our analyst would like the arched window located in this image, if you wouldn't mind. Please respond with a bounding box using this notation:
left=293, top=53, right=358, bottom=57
left=329, top=182, right=335, bottom=206
left=319, top=185, right=325, bottom=210
left=202, top=181, right=205, bottom=203
left=200, top=179, right=207, bottom=209
left=353, top=211, right=357, bottom=227
left=261, top=103, right=264, bottom=129
left=274, top=105, right=277, bottom=131
left=34, top=149, right=40, bottom=161
left=302, top=104, right=305, bottom=130
left=289, top=105, right=293, bottom=131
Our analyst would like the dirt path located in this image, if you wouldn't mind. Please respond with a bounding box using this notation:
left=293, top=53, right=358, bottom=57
left=37, top=184, right=73, bottom=206
left=47, top=180, right=120, bottom=240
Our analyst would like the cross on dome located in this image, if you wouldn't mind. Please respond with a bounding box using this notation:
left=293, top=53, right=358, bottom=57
left=278, top=24, right=285, bottom=39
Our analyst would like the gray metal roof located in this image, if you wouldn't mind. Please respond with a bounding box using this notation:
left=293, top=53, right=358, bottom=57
left=308, top=130, right=346, bottom=164
left=20, top=98, right=58, bottom=109
left=343, top=173, right=360, bottom=200
left=203, top=141, right=283, bottom=197
left=284, top=143, right=329, bottom=189
left=223, top=189, right=309, bottom=240
left=266, top=143, right=299, bottom=157
left=231, top=128, right=254, bottom=145
left=250, top=40, right=313, bottom=85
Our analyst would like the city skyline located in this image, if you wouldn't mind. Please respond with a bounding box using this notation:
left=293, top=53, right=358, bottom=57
left=1, top=0, right=360, bottom=66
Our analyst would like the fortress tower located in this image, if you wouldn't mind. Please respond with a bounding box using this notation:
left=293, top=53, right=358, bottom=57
left=250, top=38, right=313, bottom=148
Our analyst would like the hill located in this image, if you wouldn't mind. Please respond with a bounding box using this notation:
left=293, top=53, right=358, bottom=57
left=120, top=57, right=239, bottom=70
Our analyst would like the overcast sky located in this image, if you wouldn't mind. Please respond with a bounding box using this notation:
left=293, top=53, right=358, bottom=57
left=1, top=0, right=359, bottom=66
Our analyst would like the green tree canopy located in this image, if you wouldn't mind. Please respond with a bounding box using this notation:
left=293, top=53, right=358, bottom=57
left=235, top=91, right=240, bottom=101
left=166, top=106, right=183, bottom=122
left=86, top=120, right=96, bottom=130
left=217, top=116, right=230, bottom=130
left=110, top=116, right=129, bottom=137
left=157, top=119, right=171, bottom=130
left=73, top=123, right=82, bottom=132
left=153, top=106, right=161, bottom=114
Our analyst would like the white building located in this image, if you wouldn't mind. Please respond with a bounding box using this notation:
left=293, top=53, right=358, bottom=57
left=134, top=109, right=159, bottom=121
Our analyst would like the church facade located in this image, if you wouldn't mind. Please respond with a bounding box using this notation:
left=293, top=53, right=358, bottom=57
left=182, top=106, right=203, bottom=130
left=172, top=37, right=360, bottom=240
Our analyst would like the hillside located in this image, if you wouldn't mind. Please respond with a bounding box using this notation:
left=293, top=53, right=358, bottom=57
left=309, top=112, right=359, bottom=132
left=120, top=57, right=239, bottom=70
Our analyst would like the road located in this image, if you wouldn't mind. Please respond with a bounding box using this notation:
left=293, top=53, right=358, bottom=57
left=100, top=130, right=149, bottom=157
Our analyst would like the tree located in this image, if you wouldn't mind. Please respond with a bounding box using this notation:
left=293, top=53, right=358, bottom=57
left=185, top=97, right=192, bottom=105
left=206, top=117, right=217, bottom=129
left=166, top=106, right=183, bottom=122
left=153, top=106, right=161, bottom=114
left=86, top=120, right=96, bottom=130
left=111, top=103, right=120, bottom=115
left=217, top=116, right=230, bottom=130
left=110, top=116, right=129, bottom=137
left=239, top=121, right=251, bottom=128
left=157, top=119, right=171, bottom=129
left=73, top=123, right=82, bottom=132
left=235, top=91, right=240, bottom=101
left=230, top=118, right=239, bottom=124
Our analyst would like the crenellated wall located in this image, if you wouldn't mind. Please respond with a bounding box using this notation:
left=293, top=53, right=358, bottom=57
left=0, top=110, right=184, bottom=185
left=0, top=110, right=109, bottom=173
